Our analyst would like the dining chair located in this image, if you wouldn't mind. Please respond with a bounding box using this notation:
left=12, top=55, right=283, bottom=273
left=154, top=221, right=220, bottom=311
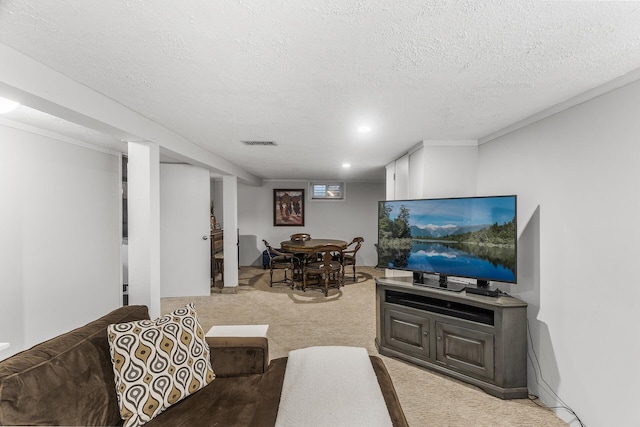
left=302, top=244, right=344, bottom=296
left=342, top=237, right=364, bottom=282
left=262, top=240, right=300, bottom=288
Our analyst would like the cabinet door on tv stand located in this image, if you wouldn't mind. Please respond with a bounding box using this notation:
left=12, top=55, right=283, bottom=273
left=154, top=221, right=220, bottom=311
left=435, top=321, right=495, bottom=381
left=383, top=306, right=430, bottom=359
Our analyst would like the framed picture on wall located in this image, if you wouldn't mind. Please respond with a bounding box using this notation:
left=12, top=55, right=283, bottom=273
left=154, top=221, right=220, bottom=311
left=274, top=189, right=305, bottom=226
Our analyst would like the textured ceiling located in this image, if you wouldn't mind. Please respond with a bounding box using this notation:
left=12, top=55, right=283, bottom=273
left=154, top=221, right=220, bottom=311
left=2, top=1, right=640, bottom=180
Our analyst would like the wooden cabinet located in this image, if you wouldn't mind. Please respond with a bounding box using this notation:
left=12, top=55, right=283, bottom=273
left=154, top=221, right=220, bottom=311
left=210, top=229, right=224, bottom=283
left=376, top=277, right=527, bottom=399
left=383, top=307, right=431, bottom=359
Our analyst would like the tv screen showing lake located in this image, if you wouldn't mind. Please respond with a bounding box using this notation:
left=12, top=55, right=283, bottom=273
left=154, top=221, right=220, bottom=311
left=377, top=195, right=517, bottom=283
left=391, top=242, right=516, bottom=282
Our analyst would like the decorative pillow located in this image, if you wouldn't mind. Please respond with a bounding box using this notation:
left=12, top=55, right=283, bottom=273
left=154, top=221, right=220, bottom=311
left=107, top=303, right=215, bottom=427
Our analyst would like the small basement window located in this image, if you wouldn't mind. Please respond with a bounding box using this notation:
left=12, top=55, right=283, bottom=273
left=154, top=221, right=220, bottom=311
left=310, top=182, right=345, bottom=200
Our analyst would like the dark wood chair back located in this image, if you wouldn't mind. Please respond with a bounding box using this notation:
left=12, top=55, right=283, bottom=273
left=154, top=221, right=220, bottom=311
left=290, top=233, right=311, bottom=241
left=303, top=244, right=344, bottom=295
left=343, top=237, right=364, bottom=282
left=262, top=239, right=298, bottom=288
left=345, top=237, right=364, bottom=254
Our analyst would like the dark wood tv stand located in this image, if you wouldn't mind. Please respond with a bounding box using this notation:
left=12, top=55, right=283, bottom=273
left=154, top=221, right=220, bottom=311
left=375, top=276, right=528, bottom=399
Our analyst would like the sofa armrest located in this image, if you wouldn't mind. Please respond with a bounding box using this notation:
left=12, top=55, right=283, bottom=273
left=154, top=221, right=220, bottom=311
left=205, top=336, right=269, bottom=377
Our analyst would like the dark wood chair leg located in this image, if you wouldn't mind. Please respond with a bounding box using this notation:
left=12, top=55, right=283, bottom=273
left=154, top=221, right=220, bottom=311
left=324, top=274, right=329, bottom=296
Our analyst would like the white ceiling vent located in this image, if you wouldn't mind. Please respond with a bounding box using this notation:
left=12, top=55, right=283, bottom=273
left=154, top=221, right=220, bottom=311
left=242, top=140, right=277, bottom=146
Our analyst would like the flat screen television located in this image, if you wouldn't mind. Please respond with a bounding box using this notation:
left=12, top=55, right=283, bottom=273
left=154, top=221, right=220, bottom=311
left=377, top=195, right=517, bottom=293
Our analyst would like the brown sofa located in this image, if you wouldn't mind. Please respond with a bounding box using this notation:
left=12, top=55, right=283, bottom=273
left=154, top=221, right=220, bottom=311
left=0, top=305, right=408, bottom=426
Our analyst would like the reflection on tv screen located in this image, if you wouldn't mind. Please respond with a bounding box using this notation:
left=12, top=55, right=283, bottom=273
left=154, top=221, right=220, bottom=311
left=378, top=195, right=517, bottom=283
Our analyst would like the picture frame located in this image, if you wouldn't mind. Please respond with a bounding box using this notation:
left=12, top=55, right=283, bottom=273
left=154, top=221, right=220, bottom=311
left=274, top=189, right=305, bottom=226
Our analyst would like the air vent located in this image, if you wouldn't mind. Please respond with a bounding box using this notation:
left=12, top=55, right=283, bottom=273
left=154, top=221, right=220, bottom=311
left=241, top=140, right=277, bottom=146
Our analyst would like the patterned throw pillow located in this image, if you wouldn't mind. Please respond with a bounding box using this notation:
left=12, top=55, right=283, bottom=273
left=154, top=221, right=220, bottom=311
left=107, top=304, right=215, bottom=427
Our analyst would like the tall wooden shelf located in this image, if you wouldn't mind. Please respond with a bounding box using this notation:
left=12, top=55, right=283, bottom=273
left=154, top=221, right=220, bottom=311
left=375, top=276, right=528, bottom=399
left=210, top=229, right=224, bottom=283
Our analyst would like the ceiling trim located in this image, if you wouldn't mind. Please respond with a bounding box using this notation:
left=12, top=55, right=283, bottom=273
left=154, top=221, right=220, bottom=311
left=422, top=140, right=478, bottom=147
left=479, top=66, right=640, bottom=145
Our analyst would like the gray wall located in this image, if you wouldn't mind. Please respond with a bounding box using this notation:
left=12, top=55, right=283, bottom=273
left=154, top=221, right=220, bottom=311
left=0, top=124, right=121, bottom=360
left=236, top=180, right=384, bottom=267
left=475, top=80, right=640, bottom=427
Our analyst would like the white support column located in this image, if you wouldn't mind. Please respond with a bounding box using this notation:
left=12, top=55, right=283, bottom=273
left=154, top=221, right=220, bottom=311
left=222, top=175, right=238, bottom=290
left=394, top=154, right=410, bottom=200
left=127, top=141, right=161, bottom=318
left=385, top=162, right=395, bottom=200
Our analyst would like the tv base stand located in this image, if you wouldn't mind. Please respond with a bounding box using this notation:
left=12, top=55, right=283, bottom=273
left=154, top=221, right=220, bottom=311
left=375, top=276, right=528, bottom=399
left=465, top=285, right=501, bottom=297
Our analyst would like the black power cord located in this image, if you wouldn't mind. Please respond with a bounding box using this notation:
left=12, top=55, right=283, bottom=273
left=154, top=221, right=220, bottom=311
left=526, top=320, right=586, bottom=427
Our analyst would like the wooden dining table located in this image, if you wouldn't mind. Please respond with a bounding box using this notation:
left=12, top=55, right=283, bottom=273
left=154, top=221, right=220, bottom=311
left=280, top=238, right=348, bottom=286
left=279, top=238, right=348, bottom=254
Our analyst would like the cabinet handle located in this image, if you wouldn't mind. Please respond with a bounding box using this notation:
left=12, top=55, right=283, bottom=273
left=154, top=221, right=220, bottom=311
left=423, top=331, right=429, bottom=336
left=202, top=235, right=209, bottom=240
left=437, top=336, right=442, bottom=341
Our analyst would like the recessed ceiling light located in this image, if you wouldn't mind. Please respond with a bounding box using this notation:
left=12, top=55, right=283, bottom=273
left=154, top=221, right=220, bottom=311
left=0, top=97, right=20, bottom=114
left=342, top=163, right=351, bottom=168
left=357, top=126, right=371, bottom=133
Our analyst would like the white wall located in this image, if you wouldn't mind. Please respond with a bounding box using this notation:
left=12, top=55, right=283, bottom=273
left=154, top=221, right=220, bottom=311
left=421, top=141, right=478, bottom=198
left=408, top=148, right=424, bottom=199
left=237, top=180, right=384, bottom=267
left=476, top=80, right=640, bottom=427
left=394, top=154, right=410, bottom=200
left=386, top=141, right=478, bottom=200
left=210, top=178, right=224, bottom=228
left=0, top=124, right=121, bottom=359
left=385, top=163, right=395, bottom=200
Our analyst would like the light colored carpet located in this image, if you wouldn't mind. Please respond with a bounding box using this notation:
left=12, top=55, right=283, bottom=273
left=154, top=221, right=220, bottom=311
left=162, top=266, right=566, bottom=426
